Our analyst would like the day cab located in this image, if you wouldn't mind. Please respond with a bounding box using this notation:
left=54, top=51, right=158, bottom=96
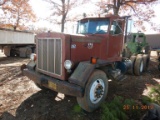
left=22, top=15, right=127, bottom=112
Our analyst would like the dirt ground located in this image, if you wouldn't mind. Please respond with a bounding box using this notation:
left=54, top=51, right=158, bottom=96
left=0, top=50, right=159, bottom=120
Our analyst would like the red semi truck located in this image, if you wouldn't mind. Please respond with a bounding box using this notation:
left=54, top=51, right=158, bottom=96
left=22, top=15, right=149, bottom=112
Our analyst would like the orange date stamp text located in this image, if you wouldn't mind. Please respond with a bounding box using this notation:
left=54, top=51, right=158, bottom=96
left=123, top=104, right=154, bottom=110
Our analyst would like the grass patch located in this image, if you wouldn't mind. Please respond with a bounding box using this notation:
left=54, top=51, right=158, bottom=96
left=142, top=84, right=160, bottom=105
left=73, top=104, right=82, bottom=113
left=101, top=96, right=142, bottom=120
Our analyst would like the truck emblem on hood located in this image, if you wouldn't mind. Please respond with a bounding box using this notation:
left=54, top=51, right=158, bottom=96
left=71, top=44, right=76, bottom=49
left=88, top=43, right=93, bottom=49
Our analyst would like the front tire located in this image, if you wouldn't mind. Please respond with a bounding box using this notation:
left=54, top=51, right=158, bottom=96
left=77, top=70, right=108, bottom=112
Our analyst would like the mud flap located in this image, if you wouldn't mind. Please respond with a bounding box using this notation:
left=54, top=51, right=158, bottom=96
left=69, top=62, right=95, bottom=88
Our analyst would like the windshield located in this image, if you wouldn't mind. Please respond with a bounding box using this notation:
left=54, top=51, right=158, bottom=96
left=77, top=19, right=109, bottom=34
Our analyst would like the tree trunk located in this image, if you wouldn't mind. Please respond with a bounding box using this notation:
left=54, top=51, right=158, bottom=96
left=61, top=13, right=67, bottom=32
left=14, top=19, right=19, bottom=31
left=14, top=9, right=20, bottom=31
left=61, top=16, right=65, bottom=32
left=13, top=26, right=17, bottom=30
left=113, top=7, right=119, bottom=15
left=113, top=0, right=120, bottom=15
left=61, top=0, right=65, bottom=32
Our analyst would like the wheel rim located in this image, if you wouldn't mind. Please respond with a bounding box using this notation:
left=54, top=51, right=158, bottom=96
left=140, top=61, right=143, bottom=72
left=89, top=79, right=105, bottom=104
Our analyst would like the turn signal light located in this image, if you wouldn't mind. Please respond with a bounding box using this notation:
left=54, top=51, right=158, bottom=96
left=91, top=57, right=97, bottom=64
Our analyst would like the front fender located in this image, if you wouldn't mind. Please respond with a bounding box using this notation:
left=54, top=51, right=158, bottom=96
left=69, top=62, right=95, bottom=88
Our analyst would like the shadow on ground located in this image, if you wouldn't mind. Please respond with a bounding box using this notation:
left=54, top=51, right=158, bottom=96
left=0, top=90, right=101, bottom=120
left=0, top=58, right=159, bottom=120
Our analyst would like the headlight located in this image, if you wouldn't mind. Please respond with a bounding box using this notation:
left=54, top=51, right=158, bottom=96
left=64, top=60, right=73, bottom=70
left=30, top=53, right=37, bottom=61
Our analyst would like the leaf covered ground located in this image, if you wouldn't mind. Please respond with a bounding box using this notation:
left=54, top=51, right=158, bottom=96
left=0, top=51, right=159, bottom=120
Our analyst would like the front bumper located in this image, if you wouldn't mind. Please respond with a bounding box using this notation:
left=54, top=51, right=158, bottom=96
left=23, top=69, right=84, bottom=97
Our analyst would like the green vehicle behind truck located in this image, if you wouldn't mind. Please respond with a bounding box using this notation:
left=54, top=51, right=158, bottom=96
left=122, top=32, right=150, bottom=75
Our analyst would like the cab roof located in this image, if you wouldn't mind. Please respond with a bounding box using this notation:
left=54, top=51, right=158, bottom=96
left=78, top=15, right=120, bottom=22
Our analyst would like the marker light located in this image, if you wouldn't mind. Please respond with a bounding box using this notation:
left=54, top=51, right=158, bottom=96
left=30, top=53, right=37, bottom=61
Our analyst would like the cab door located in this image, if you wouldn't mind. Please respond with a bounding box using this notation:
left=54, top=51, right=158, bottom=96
left=107, top=19, right=125, bottom=61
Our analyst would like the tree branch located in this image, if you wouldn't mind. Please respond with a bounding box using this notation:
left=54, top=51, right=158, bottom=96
left=44, top=0, right=62, bottom=7
left=0, top=0, right=7, bottom=6
left=122, top=3, right=153, bottom=22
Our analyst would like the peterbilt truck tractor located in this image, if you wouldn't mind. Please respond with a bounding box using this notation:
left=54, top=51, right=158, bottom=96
left=22, top=15, right=150, bottom=112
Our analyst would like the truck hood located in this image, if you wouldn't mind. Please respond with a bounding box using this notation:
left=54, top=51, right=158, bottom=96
left=37, top=32, right=103, bottom=42
left=70, top=34, right=103, bottom=43
left=35, top=32, right=106, bottom=80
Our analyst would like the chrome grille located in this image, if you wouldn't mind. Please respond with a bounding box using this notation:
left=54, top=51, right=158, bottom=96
left=37, top=38, right=62, bottom=76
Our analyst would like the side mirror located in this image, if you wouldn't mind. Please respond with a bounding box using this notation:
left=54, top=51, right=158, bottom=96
left=111, top=25, right=116, bottom=31
left=110, top=25, right=116, bottom=34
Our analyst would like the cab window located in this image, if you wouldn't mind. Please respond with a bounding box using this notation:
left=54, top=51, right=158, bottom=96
left=77, top=19, right=110, bottom=34
left=110, top=21, right=123, bottom=35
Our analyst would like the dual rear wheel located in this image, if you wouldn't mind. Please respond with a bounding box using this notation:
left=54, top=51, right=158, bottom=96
left=130, top=54, right=150, bottom=76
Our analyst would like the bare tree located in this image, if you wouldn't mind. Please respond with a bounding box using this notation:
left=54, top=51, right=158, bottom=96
left=98, top=0, right=156, bottom=15
left=97, top=0, right=157, bottom=32
left=0, top=0, right=7, bottom=6
left=2, top=0, right=36, bottom=30
left=44, top=0, right=87, bottom=32
left=121, top=2, right=157, bottom=31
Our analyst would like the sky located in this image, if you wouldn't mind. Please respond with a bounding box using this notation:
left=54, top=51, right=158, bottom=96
left=29, top=0, right=99, bottom=32
left=29, top=0, right=52, bottom=29
left=29, top=0, right=160, bottom=33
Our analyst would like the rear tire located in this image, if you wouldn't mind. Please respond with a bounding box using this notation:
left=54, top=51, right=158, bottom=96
left=142, top=54, right=150, bottom=72
left=134, top=55, right=144, bottom=76
left=10, top=49, right=16, bottom=57
left=77, top=70, right=108, bottom=112
left=26, top=47, right=32, bottom=58
left=128, top=56, right=136, bottom=74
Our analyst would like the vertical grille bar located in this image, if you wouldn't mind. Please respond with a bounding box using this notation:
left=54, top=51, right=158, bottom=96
left=37, top=38, right=62, bottom=76
left=55, top=39, right=62, bottom=74
left=43, top=40, right=47, bottom=71
left=54, top=39, right=56, bottom=73
left=48, top=39, right=55, bottom=73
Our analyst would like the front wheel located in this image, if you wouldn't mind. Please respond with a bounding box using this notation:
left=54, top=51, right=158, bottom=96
left=77, top=70, right=108, bottom=112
